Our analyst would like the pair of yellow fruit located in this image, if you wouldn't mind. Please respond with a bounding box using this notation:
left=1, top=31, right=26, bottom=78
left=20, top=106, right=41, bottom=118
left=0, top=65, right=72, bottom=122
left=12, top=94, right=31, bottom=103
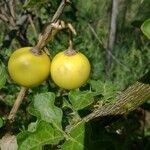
left=8, top=47, right=91, bottom=90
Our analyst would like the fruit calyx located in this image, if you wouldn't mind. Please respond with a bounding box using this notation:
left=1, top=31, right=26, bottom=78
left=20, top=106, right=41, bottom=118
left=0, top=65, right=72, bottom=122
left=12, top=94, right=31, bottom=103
left=64, top=48, right=77, bottom=56
left=30, top=47, right=42, bottom=56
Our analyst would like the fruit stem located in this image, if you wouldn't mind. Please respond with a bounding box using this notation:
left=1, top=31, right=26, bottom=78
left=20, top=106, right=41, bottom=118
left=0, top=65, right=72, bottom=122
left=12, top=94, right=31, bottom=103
left=68, top=28, right=74, bottom=50
left=64, top=27, right=77, bottom=56
left=68, top=39, right=73, bottom=50
left=8, top=87, right=27, bottom=122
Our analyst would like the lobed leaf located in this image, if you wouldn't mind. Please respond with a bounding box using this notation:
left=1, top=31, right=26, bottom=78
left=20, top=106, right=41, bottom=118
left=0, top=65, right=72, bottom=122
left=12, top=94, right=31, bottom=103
left=28, top=92, right=63, bottom=128
left=17, top=121, right=63, bottom=150
left=141, top=19, right=150, bottom=39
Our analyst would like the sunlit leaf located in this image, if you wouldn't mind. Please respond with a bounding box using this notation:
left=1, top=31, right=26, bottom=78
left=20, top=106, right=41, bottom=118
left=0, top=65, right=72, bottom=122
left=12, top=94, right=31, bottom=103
left=61, top=122, right=86, bottom=150
left=17, top=121, right=63, bottom=150
left=68, top=90, right=96, bottom=110
left=141, top=19, right=150, bottom=39
left=0, top=62, right=7, bottom=89
left=28, top=92, right=63, bottom=128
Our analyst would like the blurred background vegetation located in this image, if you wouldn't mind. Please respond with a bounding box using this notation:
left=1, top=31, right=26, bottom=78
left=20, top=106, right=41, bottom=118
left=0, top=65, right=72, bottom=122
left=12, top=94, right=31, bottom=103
left=0, top=0, right=150, bottom=149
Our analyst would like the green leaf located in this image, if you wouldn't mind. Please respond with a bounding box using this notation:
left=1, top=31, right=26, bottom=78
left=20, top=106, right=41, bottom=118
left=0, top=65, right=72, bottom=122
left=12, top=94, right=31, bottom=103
left=89, top=80, right=118, bottom=101
left=0, top=62, right=7, bottom=89
left=61, top=122, right=86, bottom=150
left=17, top=121, right=63, bottom=150
left=141, top=19, right=150, bottom=39
left=4, top=95, right=16, bottom=106
left=28, top=92, right=63, bottom=128
left=68, top=90, right=96, bottom=110
left=0, top=117, right=3, bottom=128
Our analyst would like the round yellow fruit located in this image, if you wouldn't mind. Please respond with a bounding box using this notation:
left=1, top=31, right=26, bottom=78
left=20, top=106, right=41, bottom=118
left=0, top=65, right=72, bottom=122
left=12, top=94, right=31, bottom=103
left=50, top=50, right=91, bottom=89
left=8, top=47, right=51, bottom=88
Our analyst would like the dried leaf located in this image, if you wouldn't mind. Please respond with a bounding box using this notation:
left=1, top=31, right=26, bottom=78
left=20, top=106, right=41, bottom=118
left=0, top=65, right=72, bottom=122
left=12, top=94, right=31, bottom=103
left=0, top=134, right=18, bottom=150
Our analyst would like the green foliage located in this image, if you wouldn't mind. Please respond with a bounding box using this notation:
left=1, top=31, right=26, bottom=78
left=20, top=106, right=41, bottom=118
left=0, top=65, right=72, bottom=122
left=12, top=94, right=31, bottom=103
left=17, top=121, right=63, bottom=150
left=68, top=90, right=96, bottom=110
left=0, top=0, right=149, bottom=149
left=89, top=80, right=119, bottom=101
left=28, top=92, right=63, bottom=128
left=141, top=18, right=150, bottom=39
left=0, top=62, right=7, bottom=89
left=61, top=122, right=85, bottom=150
left=0, top=117, right=3, bottom=128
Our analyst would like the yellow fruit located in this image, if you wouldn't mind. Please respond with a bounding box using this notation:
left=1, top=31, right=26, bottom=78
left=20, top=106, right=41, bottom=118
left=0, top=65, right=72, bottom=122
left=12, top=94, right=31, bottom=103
left=50, top=50, right=90, bottom=89
left=8, top=47, right=51, bottom=88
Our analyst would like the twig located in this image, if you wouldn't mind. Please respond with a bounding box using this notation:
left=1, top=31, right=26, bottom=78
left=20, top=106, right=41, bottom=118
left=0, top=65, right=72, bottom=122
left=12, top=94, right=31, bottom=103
left=106, top=0, right=119, bottom=76
left=88, top=23, right=103, bottom=46
left=28, top=14, right=38, bottom=38
left=51, top=0, right=68, bottom=23
left=1, top=13, right=30, bottom=49
left=68, top=23, right=77, bottom=35
left=0, top=94, right=5, bottom=103
left=8, top=87, right=27, bottom=122
left=3, top=0, right=16, bottom=27
left=35, top=0, right=68, bottom=50
left=88, top=23, right=130, bottom=71
left=8, top=0, right=16, bottom=20
left=0, top=14, right=8, bottom=22
left=0, top=7, right=10, bottom=24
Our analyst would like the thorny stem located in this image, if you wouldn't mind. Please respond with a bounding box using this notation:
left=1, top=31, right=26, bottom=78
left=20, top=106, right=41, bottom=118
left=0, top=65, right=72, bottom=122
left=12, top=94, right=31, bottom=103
left=8, top=87, right=27, bottom=122
left=67, top=71, right=150, bottom=131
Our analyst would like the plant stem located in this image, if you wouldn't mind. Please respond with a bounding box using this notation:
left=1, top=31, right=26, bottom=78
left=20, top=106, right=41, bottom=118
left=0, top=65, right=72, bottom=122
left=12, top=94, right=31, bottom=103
left=106, top=0, right=119, bottom=77
left=51, top=0, right=68, bottom=23
left=28, top=14, right=38, bottom=38
left=68, top=29, right=74, bottom=50
left=67, top=71, right=150, bottom=130
left=88, top=23, right=130, bottom=71
left=8, top=87, right=27, bottom=122
left=35, top=0, right=68, bottom=51
left=84, top=81, right=150, bottom=122
left=69, top=80, right=150, bottom=130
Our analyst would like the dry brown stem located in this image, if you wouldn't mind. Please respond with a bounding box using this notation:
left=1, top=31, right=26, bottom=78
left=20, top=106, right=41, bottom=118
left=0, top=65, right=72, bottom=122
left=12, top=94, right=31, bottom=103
left=8, top=87, right=27, bottom=122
